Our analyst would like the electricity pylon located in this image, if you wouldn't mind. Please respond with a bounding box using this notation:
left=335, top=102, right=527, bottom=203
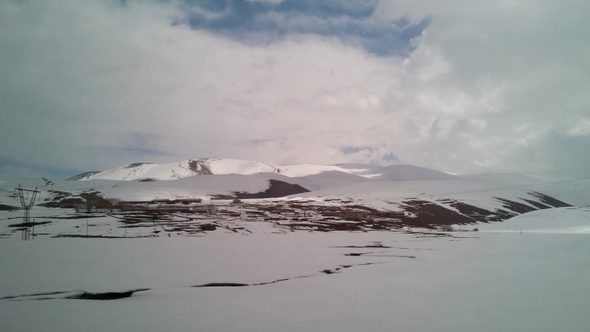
left=16, top=185, right=39, bottom=240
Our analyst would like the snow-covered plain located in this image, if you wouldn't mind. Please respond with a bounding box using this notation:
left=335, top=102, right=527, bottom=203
left=1, top=207, right=589, bottom=331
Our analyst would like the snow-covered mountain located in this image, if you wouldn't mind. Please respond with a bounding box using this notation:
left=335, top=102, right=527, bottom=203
left=1, top=158, right=588, bottom=237
left=71, top=158, right=454, bottom=181
left=62, top=158, right=590, bottom=209
left=71, top=159, right=280, bottom=181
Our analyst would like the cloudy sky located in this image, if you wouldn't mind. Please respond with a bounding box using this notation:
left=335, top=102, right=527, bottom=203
left=1, top=0, right=589, bottom=178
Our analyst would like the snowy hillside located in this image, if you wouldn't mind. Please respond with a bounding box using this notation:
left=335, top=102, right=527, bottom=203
left=479, top=206, right=590, bottom=234
left=72, top=158, right=457, bottom=182
left=373, top=165, right=457, bottom=181
left=1, top=158, right=587, bottom=236
left=0, top=173, right=308, bottom=204
left=73, top=159, right=280, bottom=181
left=461, top=172, right=590, bottom=206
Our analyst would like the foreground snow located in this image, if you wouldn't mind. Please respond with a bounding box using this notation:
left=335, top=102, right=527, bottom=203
left=1, top=207, right=589, bottom=331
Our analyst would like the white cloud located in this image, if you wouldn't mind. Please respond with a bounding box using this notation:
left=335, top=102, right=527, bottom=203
left=1, top=0, right=589, bottom=177
left=370, top=0, right=590, bottom=176
left=568, top=119, right=590, bottom=137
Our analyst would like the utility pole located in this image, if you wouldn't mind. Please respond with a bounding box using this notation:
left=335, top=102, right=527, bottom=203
left=16, top=185, right=39, bottom=240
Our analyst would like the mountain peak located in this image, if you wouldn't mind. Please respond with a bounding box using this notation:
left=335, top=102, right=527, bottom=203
left=71, top=158, right=455, bottom=182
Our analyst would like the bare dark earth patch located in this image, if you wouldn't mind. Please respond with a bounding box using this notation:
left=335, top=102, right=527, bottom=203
left=439, top=199, right=515, bottom=222
left=234, top=180, right=310, bottom=199
left=8, top=221, right=51, bottom=228
left=193, top=282, right=251, bottom=287
left=321, top=264, right=366, bottom=274
left=53, top=234, right=154, bottom=239
left=51, top=214, right=107, bottom=219
left=332, top=241, right=392, bottom=249
left=521, top=199, right=552, bottom=209
left=67, top=171, right=101, bottom=180
left=39, top=197, right=85, bottom=208
left=400, top=200, right=475, bottom=226
left=42, top=177, right=54, bottom=186
left=343, top=250, right=417, bottom=258
left=192, top=263, right=384, bottom=288
left=67, top=288, right=150, bottom=300
left=0, top=291, right=72, bottom=301
left=529, top=192, right=571, bottom=208
left=406, top=228, right=480, bottom=238
left=253, top=276, right=310, bottom=286
left=495, top=198, right=537, bottom=214
left=0, top=203, right=19, bottom=211
left=1, top=288, right=149, bottom=301
left=39, top=191, right=113, bottom=210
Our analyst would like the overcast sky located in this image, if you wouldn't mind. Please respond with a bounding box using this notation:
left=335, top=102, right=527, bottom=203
left=1, top=0, right=589, bottom=178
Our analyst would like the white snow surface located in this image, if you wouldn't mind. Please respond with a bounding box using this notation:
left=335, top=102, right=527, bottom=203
left=286, top=171, right=369, bottom=191
left=278, top=163, right=379, bottom=178
left=373, top=164, right=457, bottom=181
left=81, top=159, right=280, bottom=181
left=478, top=206, right=590, bottom=234
left=1, top=207, right=590, bottom=331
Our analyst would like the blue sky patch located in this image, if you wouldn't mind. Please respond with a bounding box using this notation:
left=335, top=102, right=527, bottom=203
left=341, top=146, right=373, bottom=154
left=180, top=0, right=429, bottom=56
left=382, top=152, right=397, bottom=161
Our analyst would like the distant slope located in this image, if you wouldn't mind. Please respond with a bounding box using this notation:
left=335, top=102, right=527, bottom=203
left=286, top=178, right=573, bottom=225
left=278, top=163, right=381, bottom=178
left=1, top=170, right=584, bottom=229
left=479, top=207, right=590, bottom=233
left=52, top=158, right=588, bottom=227
left=71, top=158, right=454, bottom=182
left=292, top=171, right=370, bottom=191
left=68, top=171, right=101, bottom=181
left=25, top=173, right=307, bottom=204
left=460, top=173, right=590, bottom=206
left=372, top=165, right=457, bottom=181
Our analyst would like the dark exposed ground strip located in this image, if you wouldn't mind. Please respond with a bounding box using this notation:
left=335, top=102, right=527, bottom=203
left=344, top=252, right=417, bottom=259
left=53, top=234, right=154, bottom=239
left=331, top=245, right=434, bottom=251
left=0, top=291, right=72, bottom=300
left=192, top=261, right=400, bottom=288
left=0, top=288, right=149, bottom=301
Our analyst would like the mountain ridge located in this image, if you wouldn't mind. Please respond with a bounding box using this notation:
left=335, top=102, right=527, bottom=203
left=70, top=158, right=454, bottom=182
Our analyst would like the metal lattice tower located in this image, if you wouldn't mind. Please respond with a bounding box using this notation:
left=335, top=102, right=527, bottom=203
left=16, top=185, right=39, bottom=240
